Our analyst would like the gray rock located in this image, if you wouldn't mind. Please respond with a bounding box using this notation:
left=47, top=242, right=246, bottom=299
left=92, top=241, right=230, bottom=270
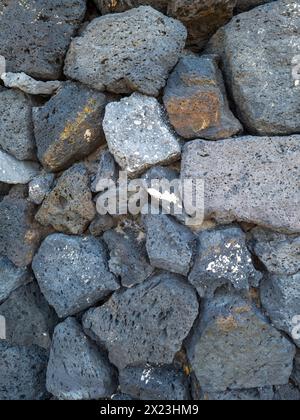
left=32, top=233, right=119, bottom=318
left=28, top=173, right=55, bottom=205
left=0, top=341, right=48, bottom=400
left=91, top=150, right=118, bottom=193
left=35, top=164, right=96, bottom=235
left=187, top=290, right=296, bottom=392
left=292, top=351, right=300, bottom=387
left=261, top=273, right=300, bottom=347
left=199, top=388, right=274, bottom=401
left=46, top=318, right=117, bottom=400
left=189, top=226, right=262, bottom=298
left=0, top=150, right=39, bottom=185
left=236, top=0, right=274, bottom=12
left=144, top=214, right=196, bottom=276
left=0, top=182, right=10, bottom=197
left=83, top=273, right=199, bottom=370
left=273, top=384, right=300, bottom=401
left=0, top=257, right=30, bottom=304
left=64, top=6, right=187, bottom=96
left=89, top=214, right=117, bottom=236
left=207, top=1, right=300, bottom=135
left=0, top=0, right=86, bottom=79
left=181, top=136, right=300, bottom=234
left=103, top=93, right=181, bottom=176
left=119, top=365, right=190, bottom=400
left=1, top=72, right=61, bottom=95
left=33, top=82, right=107, bottom=172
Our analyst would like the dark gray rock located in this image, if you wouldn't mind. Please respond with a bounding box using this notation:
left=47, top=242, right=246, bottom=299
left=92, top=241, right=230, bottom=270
left=0, top=257, right=30, bottom=304
left=273, top=384, right=300, bottom=401
left=28, top=173, right=55, bottom=205
left=89, top=214, right=117, bottom=236
left=83, top=273, right=199, bottom=370
left=32, top=233, right=119, bottom=318
left=292, top=351, right=300, bottom=387
left=95, top=0, right=168, bottom=14
left=199, top=388, right=274, bottom=401
left=46, top=318, right=117, bottom=400
left=91, top=150, right=118, bottom=193
left=236, top=0, right=274, bottom=12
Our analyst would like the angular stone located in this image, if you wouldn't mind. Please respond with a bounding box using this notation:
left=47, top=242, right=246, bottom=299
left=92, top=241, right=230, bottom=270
left=46, top=318, right=117, bottom=400
left=236, top=0, right=274, bottom=12
left=103, top=93, right=181, bottom=176
left=163, top=55, right=242, bottom=140
left=64, top=6, right=187, bottom=96
left=0, top=150, right=39, bottom=185
left=35, top=164, right=96, bottom=235
left=83, top=273, right=199, bottom=370
left=1, top=72, right=61, bottom=95
left=189, top=226, right=262, bottom=298
left=28, top=173, right=55, bottom=205
left=0, top=0, right=86, bottom=79
left=187, top=290, right=296, bottom=392
left=89, top=214, right=117, bottom=236
left=91, top=150, right=119, bottom=193
left=95, top=0, right=168, bottom=14
left=0, top=257, right=31, bottom=304
left=181, top=136, right=300, bottom=233
left=33, top=82, right=107, bottom=172
left=207, top=1, right=300, bottom=135
left=0, top=341, right=48, bottom=400
left=32, top=233, right=119, bottom=318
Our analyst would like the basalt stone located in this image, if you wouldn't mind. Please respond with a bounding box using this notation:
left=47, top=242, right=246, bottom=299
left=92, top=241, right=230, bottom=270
left=46, top=318, right=117, bottom=400
left=181, top=136, right=300, bottom=233
left=199, top=388, right=274, bottom=401
left=64, top=6, right=187, bottom=96
left=207, top=1, right=300, bottom=135
left=163, top=55, right=242, bottom=140
left=28, top=173, right=55, bottom=205
left=273, top=384, right=300, bottom=401
left=0, top=257, right=31, bottom=304
left=1, top=72, right=61, bottom=96
left=33, top=82, right=107, bottom=172
left=292, top=351, right=300, bottom=387
left=0, top=0, right=86, bottom=80
left=103, top=93, right=181, bottom=176
left=189, top=226, right=262, bottom=298
left=95, top=0, right=168, bottom=14
left=35, top=164, right=96, bottom=235
left=32, top=233, right=119, bottom=318
left=91, top=150, right=119, bottom=193
left=0, top=150, right=39, bottom=185
left=187, top=290, right=295, bottom=392
left=236, top=0, right=274, bottom=12
left=83, top=273, right=199, bottom=370
left=89, top=214, right=117, bottom=236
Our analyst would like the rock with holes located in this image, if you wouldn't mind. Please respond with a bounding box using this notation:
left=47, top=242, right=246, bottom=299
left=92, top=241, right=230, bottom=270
left=188, top=226, right=262, bottom=298
left=0, top=150, right=39, bottom=185
left=187, top=290, right=296, bottom=392
left=35, top=163, right=96, bottom=235
left=64, top=6, right=187, bottom=96
left=181, top=136, right=300, bottom=233
left=46, top=318, right=117, bottom=400
left=0, top=257, right=31, bottom=304
left=32, top=233, right=119, bottom=318
left=91, top=150, right=118, bottom=193
left=0, top=0, right=86, bottom=79
left=83, top=273, right=199, bottom=370
left=1, top=72, right=61, bottom=95
left=28, top=173, right=55, bottom=205
left=33, top=82, right=107, bottom=172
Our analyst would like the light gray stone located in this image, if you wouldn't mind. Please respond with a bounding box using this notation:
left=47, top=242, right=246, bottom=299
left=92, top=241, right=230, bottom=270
left=1, top=72, right=61, bottom=95
left=0, top=150, right=39, bottom=184
left=0, top=257, right=30, bottom=304
left=91, top=150, right=119, bottom=193
left=28, top=173, right=55, bottom=205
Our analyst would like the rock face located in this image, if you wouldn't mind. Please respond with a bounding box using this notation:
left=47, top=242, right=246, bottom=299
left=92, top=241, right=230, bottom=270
left=181, top=136, right=300, bottom=234
left=207, top=1, right=300, bottom=135
left=28, top=173, right=55, bottom=205
left=32, top=233, right=119, bottom=318
left=0, top=150, right=39, bottom=185
left=0, top=0, right=86, bottom=79
left=46, top=318, right=117, bottom=400
left=103, top=93, right=181, bottom=176
left=83, top=273, right=199, bottom=370
left=64, top=6, right=187, bottom=96
left=33, top=83, right=107, bottom=172
left=35, top=164, right=96, bottom=235
left=187, top=291, right=296, bottom=392
left=163, top=55, right=242, bottom=140
left=1, top=72, right=61, bottom=96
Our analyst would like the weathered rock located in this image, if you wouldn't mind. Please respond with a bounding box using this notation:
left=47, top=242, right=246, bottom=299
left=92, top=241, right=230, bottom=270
left=187, top=290, right=295, bottom=392
left=207, top=1, right=300, bottom=135
left=32, top=233, right=119, bottom=318
left=103, top=93, right=181, bottom=176
left=189, top=226, right=262, bottom=298
left=89, top=214, right=117, bottom=236
left=0, top=0, right=86, bottom=79
left=273, top=384, right=300, bottom=401
left=0, top=281, right=57, bottom=349
left=35, top=164, right=96, bottom=235
left=292, top=351, right=300, bottom=387
left=46, top=318, right=117, bottom=400
left=28, top=173, right=55, bottom=205
left=83, top=273, right=199, bottom=370
left=261, top=273, right=300, bottom=347
left=144, top=214, right=196, bottom=276
left=64, top=6, right=187, bottom=96
left=0, top=150, right=39, bottom=185
left=0, top=257, right=31, bottom=304
left=0, top=341, right=48, bottom=400
left=119, top=365, right=190, bottom=400
left=236, top=0, right=274, bottom=12
left=91, top=150, right=119, bottom=193
left=95, top=0, right=168, bottom=14
left=181, top=136, right=300, bottom=233
left=1, top=72, right=61, bottom=95
left=33, top=82, right=107, bottom=172
left=163, top=55, right=242, bottom=140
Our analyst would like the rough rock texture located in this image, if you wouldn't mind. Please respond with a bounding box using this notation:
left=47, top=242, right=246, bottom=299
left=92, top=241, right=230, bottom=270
left=0, top=0, right=86, bottom=79
left=181, top=136, right=300, bottom=233
left=91, top=150, right=118, bottom=193
left=0, top=341, right=48, bottom=400
left=35, top=164, right=96, bottom=235
left=32, top=233, right=119, bottom=318
left=189, top=226, right=262, bottom=298
left=1, top=72, right=61, bottom=96
left=103, top=93, right=181, bottom=176
left=33, top=82, right=107, bottom=172
left=46, top=318, right=117, bottom=400
left=28, top=173, right=55, bottom=205
left=64, top=6, right=187, bottom=96
left=163, top=55, right=242, bottom=140
left=292, top=351, right=300, bottom=387
left=207, top=0, right=300, bottom=135
left=198, top=387, right=274, bottom=401
left=0, top=150, right=39, bottom=185
left=83, top=273, right=199, bottom=370
left=273, top=384, right=300, bottom=401
left=89, top=214, right=117, bottom=236
left=187, top=290, right=295, bottom=392
left=0, top=257, right=31, bottom=304
left=236, top=0, right=274, bottom=12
